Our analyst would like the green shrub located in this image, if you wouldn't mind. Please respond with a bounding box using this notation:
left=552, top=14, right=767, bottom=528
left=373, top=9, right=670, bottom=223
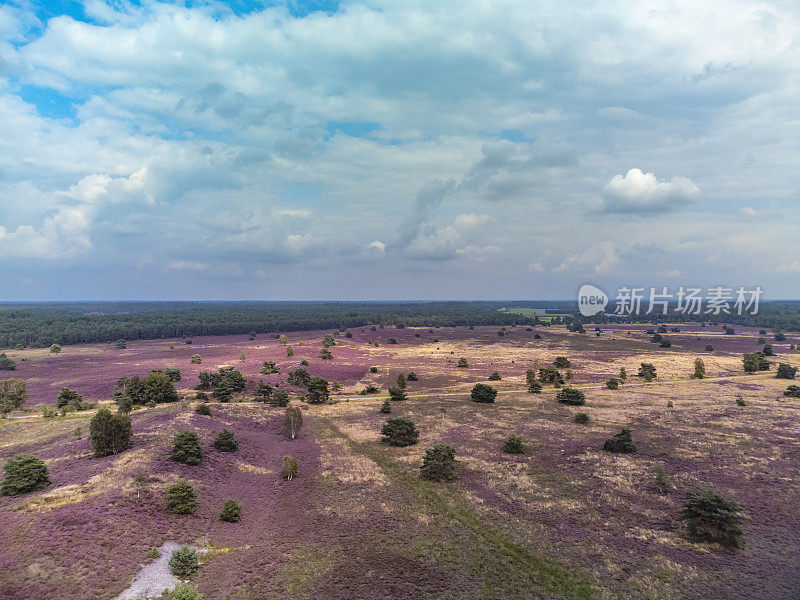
left=56, top=387, right=83, bottom=409
left=195, top=403, right=211, bottom=416
left=281, top=456, right=299, bottom=480
left=471, top=383, right=497, bottom=403
left=653, top=467, right=674, bottom=494
left=165, top=368, right=182, bottom=382
left=171, top=430, right=203, bottom=465
left=165, top=478, right=197, bottom=514
left=705, top=345, right=714, bottom=352
left=692, top=358, right=706, bottom=379
left=284, top=406, right=303, bottom=439
left=638, top=363, right=657, bottom=380
left=420, top=444, right=458, bottom=481
left=574, top=412, right=590, bottom=424
left=1, top=453, right=50, bottom=496
left=388, top=386, right=407, bottom=401
left=272, top=389, right=290, bottom=407
left=212, top=429, right=238, bottom=452
left=784, top=385, right=800, bottom=398
left=220, top=498, right=242, bottom=522
left=396, top=373, right=407, bottom=389
left=605, top=378, right=619, bottom=390
left=149, top=546, right=161, bottom=559
left=406, top=372, right=418, bottom=381
left=144, top=370, right=179, bottom=404
left=680, top=489, right=744, bottom=549
left=503, top=435, right=524, bottom=454
left=115, top=339, right=127, bottom=350
left=0, top=378, right=27, bottom=414
left=306, top=377, right=330, bottom=404
left=381, top=417, right=419, bottom=446
left=379, top=400, right=391, bottom=414
left=169, top=545, right=198, bottom=577
left=0, top=353, right=17, bottom=370
left=553, top=356, right=571, bottom=369
left=50, top=344, right=61, bottom=354
left=735, top=395, right=747, bottom=406
left=172, top=582, right=204, bottom=600
left=457, top=358, right=468, bottom=368
left=487, top=371, right=502, bottom=381
left=360, top=384, right=380, bottom=395
left=603, top=428, right=636, bottom=453
left=370, top=366, right=379, bottom=373
left=776, top=363, right=797, bottom=379
left=538, top=365, right=564, bottom=385
left=190, top=354, right=202, bottom=364
left=527, top=380, right=542, bottom=394
left=618, top=367, right=627, bottom=381
left=556, top=388, right=585, bottom=405
left=90, top=408, right=132, bottom=457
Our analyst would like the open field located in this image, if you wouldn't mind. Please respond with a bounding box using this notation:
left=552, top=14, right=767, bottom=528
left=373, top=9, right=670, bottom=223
left=1, top=324, right=799, bottom=599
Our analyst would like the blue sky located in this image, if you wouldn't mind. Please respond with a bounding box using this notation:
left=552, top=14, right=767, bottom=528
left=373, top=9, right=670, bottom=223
left=0, top=0, right=798, bottom=300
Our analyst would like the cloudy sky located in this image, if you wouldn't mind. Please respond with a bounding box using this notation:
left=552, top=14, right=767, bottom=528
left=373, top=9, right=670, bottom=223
left=1, top=0, right=798, bottom=300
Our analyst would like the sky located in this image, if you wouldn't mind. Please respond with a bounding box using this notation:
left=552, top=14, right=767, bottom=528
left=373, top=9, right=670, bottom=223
left=0, top=0, right=798, bottom=301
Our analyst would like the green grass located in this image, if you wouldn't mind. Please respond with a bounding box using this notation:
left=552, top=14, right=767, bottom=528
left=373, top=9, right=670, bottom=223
left=498, top=307, right=572, bottom=322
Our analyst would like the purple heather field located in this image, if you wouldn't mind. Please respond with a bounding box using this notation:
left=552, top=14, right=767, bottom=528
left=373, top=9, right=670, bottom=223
left=1, top=324, right=799, bottom=599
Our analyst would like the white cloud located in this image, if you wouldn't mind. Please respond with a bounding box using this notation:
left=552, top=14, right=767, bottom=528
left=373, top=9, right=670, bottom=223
left=600, top=169, right=700, bottom=214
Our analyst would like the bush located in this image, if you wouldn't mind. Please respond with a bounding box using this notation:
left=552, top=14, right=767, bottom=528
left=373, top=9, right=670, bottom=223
left=165, top=368, right=182, bottom=382
left=527, top=380, right=543, bottom=394
left=471, top=383, right=497, bottom=404
left=370, top=366, right=379, bottom=373
left=692, top=358, right=706, bottom=379
left=743, top=352, right=770, bottom=372
left=172, top=582, right=204, bottom=600
left=776, top=363, right=797, bottom=379
left=553, top=356, right=571, bottom=369
left=388, top=386, right=407, bottom=401
left=171, top=430, right=203, bottom=465
left=379, top=400, right=391, bottom=414
left=319, top=348, right=333, bottom=360
left=396, top=373, right=407, bottom=389
left=420, top=444, right=458, bottom=481
left=638, top=363, right=657, bottom=380
left=212, top=429, right=238, bottom=452
left=284, top=406, right=303, bottom=439
left=360, top=384, right=380, bottom=395
left=190, top=354, right=202, bottom=364
left=1, top=453, right=50, bottom=496
left=220, top=498, right=241, bottom=522
left=503, top=435, right=524, bottom=454
left=281, top=456, right=299, bottom=480
left=538, top=365, right=564, bottom=385
left=735, top=395, right=747, bottom=406
left=618, top=367, right=627, bottom=381
left=705, top=345, right=714, bottom=352
left=0, top=353, right=17, bottom=370
left=680, top=489, right=744, bottom=548
left=165, top=478, right=197, bottom=514
left=784, top=385, right=800, bottom=398
left=0, top=378, right=27, bottom=414
left=57, top=387, right=82, bottom=409
left=272, top=389, right=290, bottom=407
left=603, top=428, right=636, bottom=453
left=556, top=388, right=585, bottom=406
left=605, top=378, right=619, bottom=390
left=169, top=545, right=198, bottom=577
left=654, top=467, right=674, bottom=493
left=406, top=372, right=418, bottom=381
left=381, top=417, right=419, bottom=446
left=195, top=403, right=211, bottom=416
left=90, top=408, right=132, bottom=457
left=574, top=412, right=590, bottom=424
left=487, top=371, right=502, bottom=381
left=457, top=358, right=469, bottom=368
left=50, top=344, right=61, bottom=354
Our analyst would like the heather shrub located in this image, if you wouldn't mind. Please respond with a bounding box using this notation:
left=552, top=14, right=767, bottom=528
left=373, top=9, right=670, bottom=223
left=169, top=545, right=198, bottom=577
left=605, top=378, right=619, bottom=390
left=220, top=498, right=241, bottom=523
left=457, top=358, right=469, bottom=368
left=172, top=582, right=204, bottom=600
left=284, top=406, right=303, bottom=439
left=212, top=429, right=238, bottom=452
left=420, top=444, right=458, bottom=481
left=379, top=400, right=391, bottom=414
left=381, top=417, right=419, bottom=446
left=90, top=408, right=132, bottom=457
left=195, top=403, right=211, bottom=416
left=504, top=435, right=524, bottom=454
left=680, top=489, right=744, bottom=549
left=281, top=456, right=299, bottom=480
left=784, top=385, right=800, bottom=398
left=1, top=453, right=50, bottom=496
left=171, top=430, right=203, bottom=465
left=388, top=386, right=407, bottom=401
left=0, top=378, right=27, bottom=414
left=165, top=478, right=197, bottom=514
left=776, top=363, right=797, bottom=379
left=190, top=354, right=202, bottom=364
left=556, top=388, right=585, bottom=406
left=603, top=428, right=636, bottom=453
left=574, top=412, right=590, bottom=424
left=0, top=353, right=17, bottom=370
left=471, top=383, right=497, bottom=403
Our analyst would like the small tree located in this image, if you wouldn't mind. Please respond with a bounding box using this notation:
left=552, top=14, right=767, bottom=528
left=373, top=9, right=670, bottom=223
left=388, top=386, right=407, bottom=401
left=190, top=354, right=202, bottom=364
left=90, top=409, right=132, bottom=457
left=133, top=467, right=149, bottom=499
left=420, top=444, right=458, bottom=481
left=784, top=385, right=800, bottom=398
left=169, top=545, right=198, bottom=577
left=471, top=383, right=497, bottom=403
left=165, top=478, right=197, bottom=514
left=171, top=430, right=203, bottom=465
left=195, top=403, right=211, bottom=416
left=287, top=368, right=311, bottom=388
left=213, top=429, right=238, bottom=452
left=220, top=498, right=242, bottom=522
left=638, top=363, right=657, bottom=381
left=605, top=378, right=619, bottom=390
left=370, top=366, right=379, bottom=373
left=407, top=372, right=418, bottom=381
left=281, top=456, right=299, bottom=480
left=556, top=388, right=585, bottom=406
left=692, top=358, right=706, bottom=379
left=0, top=353, right=17, bottom=370
left=381, top=417, right=419, bottom=446
left=618, top=367, right=627, bottom=381
left=553, top=356, right=571, bottom=369
left=457, top=358, right=469, bottom=368
left=574, top=412, right=590, bottom=424
left=538, top=365, right=564, bottom=385
left=680, top=489, right=744, bottom=549
left=0, top=378, right=27, bottom=414
left=279, top=334, right=288, bottom=345
left=487, top=371, right=502, bottom=381
left=306, top=377, right=330, bottom=404
left=603, top=428, right=636, bottom=453
left=50, top=344, right=62, bottom=354
left=504, top=435, right=524, bottom=454
left=379, top=400, right=392, bottom=414
left=286, top=346, right=294, bottom=357
left=261, top=361, right=279, bottom=374
left=284, top=406, right=303, bottom=439
left=1, top=453, right=50, bottom=496
left=272, top=389, right=290, bottom=407
left=115, top=339, right=127, bottom=350
left=776, top=363, right=797, bottom=379
left=527, top=380, right=543, bottom=394
left=319, top=348, right=333, bottom=360
left=56, top=387, right=83, bottom=409
left=396, top=373, right=407, bottom=389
